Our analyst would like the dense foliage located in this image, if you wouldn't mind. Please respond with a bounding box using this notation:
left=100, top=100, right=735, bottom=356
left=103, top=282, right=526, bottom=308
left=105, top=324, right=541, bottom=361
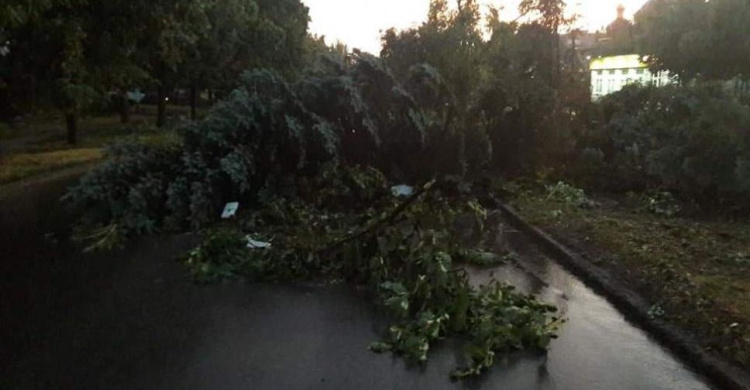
left=183, top=171, right=560, bottom=378
left=570, top=84, right=750, bottom=211
left=380, top=0, right=586, bottom=175
left=0, top=0, right=311, bottom=139
left=635, top=0, right=750, bottom=82
left=66, top=52, right=478, bottom=239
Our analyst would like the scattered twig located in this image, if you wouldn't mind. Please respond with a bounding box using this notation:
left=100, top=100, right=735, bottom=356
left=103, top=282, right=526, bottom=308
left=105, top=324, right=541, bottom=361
left=322, top=179, right=436, bottom=252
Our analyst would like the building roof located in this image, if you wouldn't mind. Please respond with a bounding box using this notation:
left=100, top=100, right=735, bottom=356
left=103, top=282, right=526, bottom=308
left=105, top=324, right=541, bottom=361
left=590, top=54, right=647, bottom=70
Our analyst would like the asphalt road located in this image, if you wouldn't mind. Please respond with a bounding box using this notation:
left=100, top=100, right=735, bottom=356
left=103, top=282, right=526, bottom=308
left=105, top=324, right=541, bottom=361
left=0, top=168, right=719, bottom=390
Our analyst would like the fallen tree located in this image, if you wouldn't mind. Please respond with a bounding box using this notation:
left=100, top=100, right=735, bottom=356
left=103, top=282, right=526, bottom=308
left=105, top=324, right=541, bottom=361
left=182, top=167, right=561, bottom=378
left=63, top=54, right=559, bottom=378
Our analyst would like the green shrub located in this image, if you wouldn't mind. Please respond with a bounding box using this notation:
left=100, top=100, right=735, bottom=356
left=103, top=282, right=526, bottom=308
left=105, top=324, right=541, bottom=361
left=640, top=191, right=681, bottom=217
left=577, top=84, right=750, bottom=210
left=545, top=181, right=591, bottom=208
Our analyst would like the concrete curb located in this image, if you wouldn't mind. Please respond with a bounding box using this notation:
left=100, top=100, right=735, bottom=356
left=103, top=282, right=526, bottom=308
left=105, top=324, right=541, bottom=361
left=498, top=204, right=750, bottom=390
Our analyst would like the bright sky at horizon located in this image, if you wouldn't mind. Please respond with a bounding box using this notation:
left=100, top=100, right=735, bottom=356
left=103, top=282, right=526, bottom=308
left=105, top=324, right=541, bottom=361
left=303, top=0, right=649, bottom=55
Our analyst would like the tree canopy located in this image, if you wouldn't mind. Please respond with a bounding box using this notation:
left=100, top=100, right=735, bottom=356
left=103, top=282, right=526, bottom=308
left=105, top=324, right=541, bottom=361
left=0, top=0, right=311, bottom=140
left=635, top=0, right=750, bottom=81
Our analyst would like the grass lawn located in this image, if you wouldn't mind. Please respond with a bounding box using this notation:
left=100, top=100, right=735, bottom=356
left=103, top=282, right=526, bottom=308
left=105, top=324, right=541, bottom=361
left=510, top=190, right=749, bottom=368
left=0, top=148, right=104, bottom=184
left=0, top=105, right=199, bottom=184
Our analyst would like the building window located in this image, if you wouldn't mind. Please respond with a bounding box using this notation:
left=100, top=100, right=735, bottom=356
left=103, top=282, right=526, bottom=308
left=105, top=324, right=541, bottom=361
left=608, top=79, right=615, bottom=93
left=637, top=68, right=644, bottom=75
left=597, top=70, right=603, bottom=75
left=596, top=79, right=603, bottom=94
left=608, top=70, right=615, bottom=75
left=623, top=69, right=630, bottom=75
left=625, top=78, right=632, bottom=85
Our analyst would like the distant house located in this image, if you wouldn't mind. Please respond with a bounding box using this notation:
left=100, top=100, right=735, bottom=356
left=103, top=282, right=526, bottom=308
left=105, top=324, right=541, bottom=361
left=584, top=3, right=676, bottom=101
left=589, top=54, right=672, bottom=101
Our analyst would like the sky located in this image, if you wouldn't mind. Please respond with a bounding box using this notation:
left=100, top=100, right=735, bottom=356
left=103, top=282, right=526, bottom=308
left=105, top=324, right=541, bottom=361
left=303, top=0, right=649, bottom=54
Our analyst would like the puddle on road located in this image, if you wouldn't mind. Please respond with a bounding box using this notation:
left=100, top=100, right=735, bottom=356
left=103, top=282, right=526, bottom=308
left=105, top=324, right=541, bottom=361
left=464, top=219, right=715, bottom=390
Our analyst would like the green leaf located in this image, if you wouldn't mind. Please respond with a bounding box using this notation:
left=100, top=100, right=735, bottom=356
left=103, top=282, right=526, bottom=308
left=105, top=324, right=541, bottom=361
left=368, top=342, right=393, bottom=353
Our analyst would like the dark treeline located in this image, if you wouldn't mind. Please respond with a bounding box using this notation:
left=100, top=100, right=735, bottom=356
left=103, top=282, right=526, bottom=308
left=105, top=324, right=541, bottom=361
left=0, top=0, right=311, bottom=141
left=635, top=0, right=750, bottom=82
left=3, top=0, right=750, bottom=218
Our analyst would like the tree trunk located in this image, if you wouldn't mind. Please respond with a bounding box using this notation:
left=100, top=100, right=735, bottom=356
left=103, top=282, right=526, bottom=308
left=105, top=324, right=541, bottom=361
left=190, top=84, right=197, bottom=121
left=570, top=32, right=577, bottom=73
left=156, top=84, right=166, bottom=128
left=554, top=21, right=561, bottom=87
left=119, top=90, right=130, bottom=124
left=66, top=112, right=77, bottom=145
left=458, top=129, right=467, bottom=177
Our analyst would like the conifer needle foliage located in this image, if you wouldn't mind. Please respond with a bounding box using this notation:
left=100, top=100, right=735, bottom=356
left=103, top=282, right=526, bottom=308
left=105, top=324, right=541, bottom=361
left=65, top=53, right=485, bottom=242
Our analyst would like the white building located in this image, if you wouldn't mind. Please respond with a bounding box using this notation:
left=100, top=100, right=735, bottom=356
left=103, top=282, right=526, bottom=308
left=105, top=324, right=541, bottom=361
left=590, top=54, right=672, bottom=101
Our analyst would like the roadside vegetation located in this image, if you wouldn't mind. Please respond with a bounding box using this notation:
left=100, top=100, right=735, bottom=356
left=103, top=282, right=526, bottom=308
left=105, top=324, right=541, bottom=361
left=503, top=77, right=750, bottom=369
left=510, top=183, right=749, bottom=368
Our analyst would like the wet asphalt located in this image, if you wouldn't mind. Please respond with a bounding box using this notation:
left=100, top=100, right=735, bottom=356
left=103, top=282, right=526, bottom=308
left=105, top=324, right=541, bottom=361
left=0, top=170, right=719, bottom=390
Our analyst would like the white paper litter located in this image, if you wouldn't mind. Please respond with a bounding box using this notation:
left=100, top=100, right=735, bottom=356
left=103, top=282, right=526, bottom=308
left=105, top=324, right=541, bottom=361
left=390, top=184, right=415, bottom=197
left=246, top=236, right=272, bottom=249
left=221, top=202, right=239, bottom=219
